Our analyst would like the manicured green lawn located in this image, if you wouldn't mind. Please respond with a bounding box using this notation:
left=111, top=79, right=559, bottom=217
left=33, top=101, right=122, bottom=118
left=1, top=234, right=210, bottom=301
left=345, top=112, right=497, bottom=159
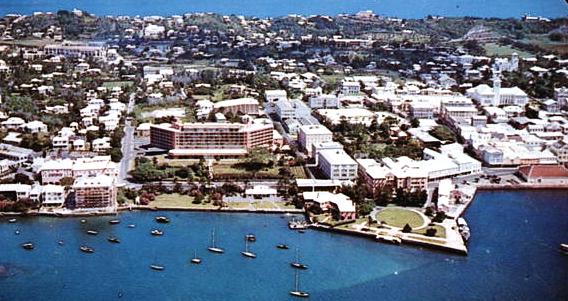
left=376, top=208, right=426, bottom=229
left=151, top=193, right=198, bottom=208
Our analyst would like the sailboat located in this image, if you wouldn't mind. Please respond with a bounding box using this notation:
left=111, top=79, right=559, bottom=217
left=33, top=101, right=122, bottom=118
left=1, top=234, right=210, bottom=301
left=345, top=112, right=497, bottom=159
left=191, top=249, right=202, bottom=264
left=150, top=254, right=164, bottom=270
left=289, top=269, right=309, bottom=298
left=207, top=229, right=224, bottom=253
left=241, top=237, right=256, bottom=258
left=290, top=248, right=308, bottom=270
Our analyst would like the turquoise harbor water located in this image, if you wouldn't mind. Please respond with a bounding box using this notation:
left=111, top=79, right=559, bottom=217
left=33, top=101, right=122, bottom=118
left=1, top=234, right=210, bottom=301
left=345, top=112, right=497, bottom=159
left=0, top=0, right=567, bottom=18
left=1, top=190, right=567, bottom=301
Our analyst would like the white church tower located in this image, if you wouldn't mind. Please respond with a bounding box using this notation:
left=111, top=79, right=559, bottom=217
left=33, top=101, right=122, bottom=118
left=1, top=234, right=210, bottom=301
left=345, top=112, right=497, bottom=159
left=492, top=69, right=502, bottom=106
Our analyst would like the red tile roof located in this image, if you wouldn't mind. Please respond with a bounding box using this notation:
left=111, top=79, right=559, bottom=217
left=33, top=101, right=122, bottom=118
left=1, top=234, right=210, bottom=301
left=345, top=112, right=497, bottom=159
left=518, top=164, right=568, bottom=179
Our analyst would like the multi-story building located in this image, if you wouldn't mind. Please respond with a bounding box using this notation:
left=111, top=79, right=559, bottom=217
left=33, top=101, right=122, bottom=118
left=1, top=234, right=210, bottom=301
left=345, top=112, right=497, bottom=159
left=357, top=158, right=428, bottom=194
left=550, top=141, right=568, bottom=163
left=150, top=121, right=274, bottom=158
left=309, top=94, right=339, bottom=109
left=554, top=87, right=568, bottom=106
left=341, top=81, right=361, bottom=96
left=44, top=42, right=106, bottom=58
left=73, top=175, right=116, bottom=209
left=213, top=98, right=259, bottom=115
left=317, top=149, right=358, bottom=181
left=467, top=72, right=528, bottom=106
left=38, top=156, right=119, bottom=184
left=298, top=125, right=333, bottom=156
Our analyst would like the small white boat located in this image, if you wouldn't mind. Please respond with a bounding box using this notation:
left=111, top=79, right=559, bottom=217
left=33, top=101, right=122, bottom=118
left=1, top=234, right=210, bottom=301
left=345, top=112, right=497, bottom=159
left=80, top=246, right=94, bottom=253
left=8, top=218, right=17, bottom=223
left=191, top=250, right=201, bottom=264
left=128, top=224, right=136, bottom=228
left=289, top=270, right=309, bottom=298
left=208, top=229, right=224, bottom=253
left=241, top=238, right=256, bottom=258
left=150, top=264, right=164, bottom=271
left=560, top=243, right=568, bottom=253
left=21, top=242, right=34, bottom=250
left=86, top=230, right=98, bottom=235
left=290, top=249, right=308, bottom=269
left=151, top=229, right=163, bottom=236
left=289, top=219, right=308, bottom=230
left=109, top=219, right=120, bottom=225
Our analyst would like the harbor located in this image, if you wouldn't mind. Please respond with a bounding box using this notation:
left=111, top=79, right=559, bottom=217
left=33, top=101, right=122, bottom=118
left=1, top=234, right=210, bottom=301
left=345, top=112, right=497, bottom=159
left=1, top=190, right=567, bottom=301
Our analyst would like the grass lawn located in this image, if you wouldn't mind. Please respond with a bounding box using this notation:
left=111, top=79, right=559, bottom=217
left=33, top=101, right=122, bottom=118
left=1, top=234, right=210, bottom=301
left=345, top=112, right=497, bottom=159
left=482, top=42, right=532, bottom=58
left=151, top=193, right=197, bottom=208
left=253, top=201, right=277, bottom=209
left=290, top=166, right=307, bottom=178
left=227, top=202, right=252, bottom=209
left=413, top=225, right=446, bottom=239
left=376, top=207, right=426, bottom=229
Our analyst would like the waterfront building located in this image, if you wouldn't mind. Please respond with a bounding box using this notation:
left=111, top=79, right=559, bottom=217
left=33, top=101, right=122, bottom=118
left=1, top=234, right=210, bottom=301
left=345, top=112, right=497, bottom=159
left=38, top=156, right=119, bottom=184
left=150, top=121, right=274, bottom=158
left=73, top=175, right=117, bottom=209
left=40, top=185, right=66, bottom=207
left=298, top=125, right=333, bottom=156
left=517, top=164, right=568, bottom=185
left=357, top=158, right=428, bottom=194
left=303, top=191, right=356, bottom=220
left=0, top=184, right=33, bottom=201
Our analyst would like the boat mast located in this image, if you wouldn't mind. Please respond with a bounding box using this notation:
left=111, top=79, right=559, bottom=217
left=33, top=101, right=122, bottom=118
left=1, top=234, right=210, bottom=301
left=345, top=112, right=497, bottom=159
left=294, top=269, right=300, bottom=291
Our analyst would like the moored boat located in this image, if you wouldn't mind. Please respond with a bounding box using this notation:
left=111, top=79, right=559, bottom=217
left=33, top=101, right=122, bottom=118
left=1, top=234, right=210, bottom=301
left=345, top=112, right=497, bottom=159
left=289, top=269, right=309, bottom=298
left=150, top=264, right=164, bottom=271
left=191, top=250, right=201, bottom=264
left=241, top=238, right=256, bottom=258
left=127, top=224, right=136, bottom=228
left=21, top=242, right=34, bottom=250
left=80, top=246, right=94, bottom=253
left=208, top=229, right=224, bottom=253
left=86, top=230, right=98, bottom=235
left=109, top=219, right=120, bottom=225
left=8, top=218, right=17, bottom=223
left=288, top=219, right=308, bottom=230
left=560, top=243, right=568, bottom=253
left=155, top=216, right=170, bottom=224
left=277, top=244, right=289, bottom=250
left=245, top=234, right=256, bottom=242
left=151, top=229, right=163, bottom=236
left=290, top=248, right=308, bottom=270
left=108, top=237, right=120, bottom=243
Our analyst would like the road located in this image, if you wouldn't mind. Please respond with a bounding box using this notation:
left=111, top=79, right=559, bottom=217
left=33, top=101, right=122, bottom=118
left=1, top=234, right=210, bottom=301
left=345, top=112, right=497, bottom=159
left=118, top=93, right=136, bottom=184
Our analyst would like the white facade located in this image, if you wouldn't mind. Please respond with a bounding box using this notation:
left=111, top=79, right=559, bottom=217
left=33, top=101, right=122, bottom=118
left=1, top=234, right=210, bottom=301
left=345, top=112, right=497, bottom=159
left=317, top=149, right=358, bottom=181
left=298, top=125, right=333, bottom=156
